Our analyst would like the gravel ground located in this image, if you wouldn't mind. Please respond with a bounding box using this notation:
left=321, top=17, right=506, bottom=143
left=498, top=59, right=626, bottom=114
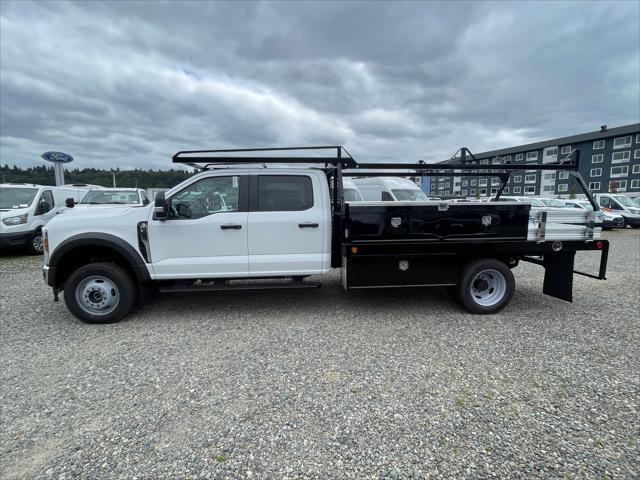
left=1, top=230, right=639, bottom=479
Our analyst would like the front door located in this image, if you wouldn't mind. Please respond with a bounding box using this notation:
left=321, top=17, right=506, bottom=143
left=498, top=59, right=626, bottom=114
left=148, top=175, right=249, bottom=279
left=248, top=173, right=327, bottom=276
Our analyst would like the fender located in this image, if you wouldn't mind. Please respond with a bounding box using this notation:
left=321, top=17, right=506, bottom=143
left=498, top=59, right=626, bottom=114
left=47, top=232, right=151, bottom=287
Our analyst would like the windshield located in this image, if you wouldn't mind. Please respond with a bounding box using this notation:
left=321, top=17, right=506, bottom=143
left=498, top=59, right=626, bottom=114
left=80, top=190, right=140, bottom=205
left=392, top=189, right=428, bottom=201
left=343, top=188, right=363, bottom=202
left=613, top=195, right=634, bottom=207
left=529, top=198, right=545, bottom=207
left=631, top=198, right=640, bottom=207
left=541, top=198, right=565, bottom=207
left=576, top=201, right=594, bottom=210
left=0, top=187, right=39, bottom=209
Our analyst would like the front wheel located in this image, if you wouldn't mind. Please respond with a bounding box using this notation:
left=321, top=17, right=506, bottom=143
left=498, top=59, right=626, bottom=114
left=28, top=229, right=44, bottom=255
left=457, top=258, right=515, bottom=314
left=63, top=262, right=136, bottom=323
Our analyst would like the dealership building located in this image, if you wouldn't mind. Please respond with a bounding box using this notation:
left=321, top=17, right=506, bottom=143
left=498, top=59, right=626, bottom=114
left=430, top=123, right=640, bottom=198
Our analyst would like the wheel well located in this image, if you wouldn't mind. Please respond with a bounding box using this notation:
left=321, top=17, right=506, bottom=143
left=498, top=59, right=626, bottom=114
left=54, top=245, right=136, bottom=289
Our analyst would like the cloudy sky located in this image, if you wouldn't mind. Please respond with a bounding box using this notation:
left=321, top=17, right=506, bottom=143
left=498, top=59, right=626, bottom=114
left=1, top=1, right=638, bottom=170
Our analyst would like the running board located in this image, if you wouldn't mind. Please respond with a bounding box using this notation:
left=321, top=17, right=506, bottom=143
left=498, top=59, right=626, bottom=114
left=159, top=281, right=320, bottom=293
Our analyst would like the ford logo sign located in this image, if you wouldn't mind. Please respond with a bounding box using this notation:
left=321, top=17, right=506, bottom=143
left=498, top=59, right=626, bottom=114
left=41, top=151, right=74, bottom=163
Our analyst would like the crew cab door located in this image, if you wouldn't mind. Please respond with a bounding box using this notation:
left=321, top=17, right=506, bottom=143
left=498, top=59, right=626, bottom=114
left=148, top=175, right=249, bottom=279
left=248, top=173, right=329, bottom=276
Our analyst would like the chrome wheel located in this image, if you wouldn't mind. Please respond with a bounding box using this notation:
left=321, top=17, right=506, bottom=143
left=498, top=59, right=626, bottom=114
left=75, top=276, right=120, bottom=316
left=32, top=234, right=43, bottom=253
left=470, top=269, right=507, bottom=307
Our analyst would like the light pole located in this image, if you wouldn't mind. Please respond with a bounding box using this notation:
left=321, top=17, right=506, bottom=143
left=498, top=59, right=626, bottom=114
left=111, top=170, right=116, bottom=187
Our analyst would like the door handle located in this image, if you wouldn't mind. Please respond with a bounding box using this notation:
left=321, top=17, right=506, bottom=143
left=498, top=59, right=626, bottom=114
left=298, top=222, right=319, bottom=228
left=221, top=224, right=242, bottom=230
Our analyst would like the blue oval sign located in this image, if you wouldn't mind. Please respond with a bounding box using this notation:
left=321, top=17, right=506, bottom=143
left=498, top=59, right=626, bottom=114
left=41, top=151, right=74, bottom=163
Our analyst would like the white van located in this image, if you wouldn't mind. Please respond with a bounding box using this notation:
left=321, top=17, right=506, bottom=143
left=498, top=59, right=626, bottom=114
left=0, top=184, right=89, bottom=254
left=342, top=178, right=364, bottom=202
left=594, top=193, right=640, bottom=228
left=352, top=176, right=428, bottom=201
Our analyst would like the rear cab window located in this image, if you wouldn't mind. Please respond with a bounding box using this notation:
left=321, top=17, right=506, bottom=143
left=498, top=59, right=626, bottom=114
left=257, top=175, right=313, bottom=211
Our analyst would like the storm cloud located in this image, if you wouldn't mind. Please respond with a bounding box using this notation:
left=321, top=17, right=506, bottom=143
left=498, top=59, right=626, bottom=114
left=1, top=0, right=638, bottom=169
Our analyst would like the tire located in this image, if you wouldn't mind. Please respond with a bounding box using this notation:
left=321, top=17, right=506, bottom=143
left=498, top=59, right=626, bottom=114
left=63, top=262, right=136, bottom=323
left=27, top=229, right=44, bottom=255
left=457, top=258, right=515, bottom=314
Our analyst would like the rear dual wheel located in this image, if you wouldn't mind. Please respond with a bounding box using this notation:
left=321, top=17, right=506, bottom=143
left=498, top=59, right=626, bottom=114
left=454, top=258, right=515, bottom=314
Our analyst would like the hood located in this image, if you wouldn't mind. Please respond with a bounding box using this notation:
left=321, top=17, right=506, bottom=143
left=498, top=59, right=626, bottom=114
left=60, top=205, right=139, bottom=217
left=0, top=206, right=30, bottom=219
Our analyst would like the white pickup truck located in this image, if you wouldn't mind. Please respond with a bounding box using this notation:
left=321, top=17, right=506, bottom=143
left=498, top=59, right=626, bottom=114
left=42, top=146, right=610, bottom=323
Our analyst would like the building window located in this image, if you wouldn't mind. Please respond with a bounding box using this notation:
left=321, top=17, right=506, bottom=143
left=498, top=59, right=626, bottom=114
left=461, top=190, right=467, bottom=196
left=525, top=174, right=536, bottom=184
left=480, top=188, right=487, bottom=195
left=631, top=179, right=640, bottom=189
left=470, top=189, right=476, bottom=195
left=590, top=168, right=602, bottom=177
left=636, top=134, right=640, bottom=143
left=543, top=172, right=556, bottom=181
left=544, top=147, right=558, bottom=157
left=492, top=157, right=501, bottom=165
left=591, top=154, right=604, bottom=163
left=503, top=187, right=509, bottom=194
left=513, top=186, right=521, bottom=193
left=612, top=180, right=627, bottom=192
left=515, top=153, right=523, bottom=161
left=634, top=149, right=640, bottom=159
left=612, top=151, right=630, bottom=163
left=445, top=182, right=451, bottom=188
left=561, top=146, right=571, bottom=154
left=490, top=188, right=498, bottom=195
left=558, top=184, right=568, bottom=192
left=558, top=171, right=569, bottom=180
left=633, top=164, right=640, bottom=174
left=526, top=151, right=538, bottom=161
left=588, top=182, right=600, bottom=191
left=610, top=165, right=629, bottom=178
left=593, top=140, right=605, bottom=150
left=524, top=186, right=536, bottom=195
left=513, top=175, right=522, bottom=183
left=479, top=179, right=487, bottom=187
left=462, top=180, right=468, bottom=186
left=543, top=185, right=554, bottom=192
left=480, top=159, right=489, bottom=165
left=503, top=155, right=511, bottom=163
left=613, top=136, right=632, bottom=149
left=491, top=178, right=500, bottom=186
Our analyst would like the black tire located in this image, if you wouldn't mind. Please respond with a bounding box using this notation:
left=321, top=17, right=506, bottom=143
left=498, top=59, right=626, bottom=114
left=63, top=262, right=136, bottom=323
left=457, top=258, right=515, bottom=314
left=27, top=228, right=44, bottom=255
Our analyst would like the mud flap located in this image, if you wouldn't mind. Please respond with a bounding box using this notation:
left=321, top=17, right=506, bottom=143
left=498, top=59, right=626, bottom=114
left=543, top=252, right=575, bottom=302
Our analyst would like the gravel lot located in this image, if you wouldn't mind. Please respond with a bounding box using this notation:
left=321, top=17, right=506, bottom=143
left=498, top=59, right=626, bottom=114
left=1, top=230, right=639, bottom=479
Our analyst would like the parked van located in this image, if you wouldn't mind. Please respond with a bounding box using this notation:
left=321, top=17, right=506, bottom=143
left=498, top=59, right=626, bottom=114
left=0, top=184, right=89, bottom=254
left=342, top=178, right=364, bottom=202
left=352, top=177, right=428, bottom=201
left=594, top=193, right=640, bottom=228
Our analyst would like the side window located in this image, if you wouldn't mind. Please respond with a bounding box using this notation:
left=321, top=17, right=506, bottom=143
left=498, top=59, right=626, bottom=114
left=381, top=191, right=394, bottom=201
left=35, top=190, right=54, bottom=215
left=599, top=197, right=610, bottom=208
left=141, top=191, right=150, bottom=205
left=170, top=176, right=239, bottom=219
left=257, top=175, right=313, bottom=211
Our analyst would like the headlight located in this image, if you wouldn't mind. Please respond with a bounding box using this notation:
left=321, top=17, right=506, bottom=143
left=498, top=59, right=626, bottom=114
left=629, top=208, right=640, bottom=214
left=2, top=214, right=28, bottom=226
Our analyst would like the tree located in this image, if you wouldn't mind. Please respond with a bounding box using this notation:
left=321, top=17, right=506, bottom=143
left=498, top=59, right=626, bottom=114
left=569, top=186, right=577, bottom=199
left=609, top=180, right=618, bottom=193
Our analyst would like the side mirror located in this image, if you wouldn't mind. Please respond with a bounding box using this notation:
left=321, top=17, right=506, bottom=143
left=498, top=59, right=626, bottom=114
left=154, top=192, right=169, bottom=220
left=65, top=197, right=75, bottom=208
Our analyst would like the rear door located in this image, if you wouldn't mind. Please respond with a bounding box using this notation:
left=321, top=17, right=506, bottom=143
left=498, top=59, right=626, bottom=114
left=248, top=173, right=327, bottom=276
left=149, top=175, right=249, bottom=279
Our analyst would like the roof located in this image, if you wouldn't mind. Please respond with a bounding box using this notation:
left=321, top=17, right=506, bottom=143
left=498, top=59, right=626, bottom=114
left=442, top=123, right=640, bottom=163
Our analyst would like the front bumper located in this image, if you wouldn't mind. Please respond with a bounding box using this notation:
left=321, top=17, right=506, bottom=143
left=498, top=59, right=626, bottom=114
left=42, top=264, right=58, bottom=288
left=0, top=230, right=34, bottom=250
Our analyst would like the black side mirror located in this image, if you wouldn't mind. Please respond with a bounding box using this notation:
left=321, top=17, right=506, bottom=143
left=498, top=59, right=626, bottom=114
left=154, top=192, right=169, bottom=220
left=65, top=197, right=75, bottom=208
